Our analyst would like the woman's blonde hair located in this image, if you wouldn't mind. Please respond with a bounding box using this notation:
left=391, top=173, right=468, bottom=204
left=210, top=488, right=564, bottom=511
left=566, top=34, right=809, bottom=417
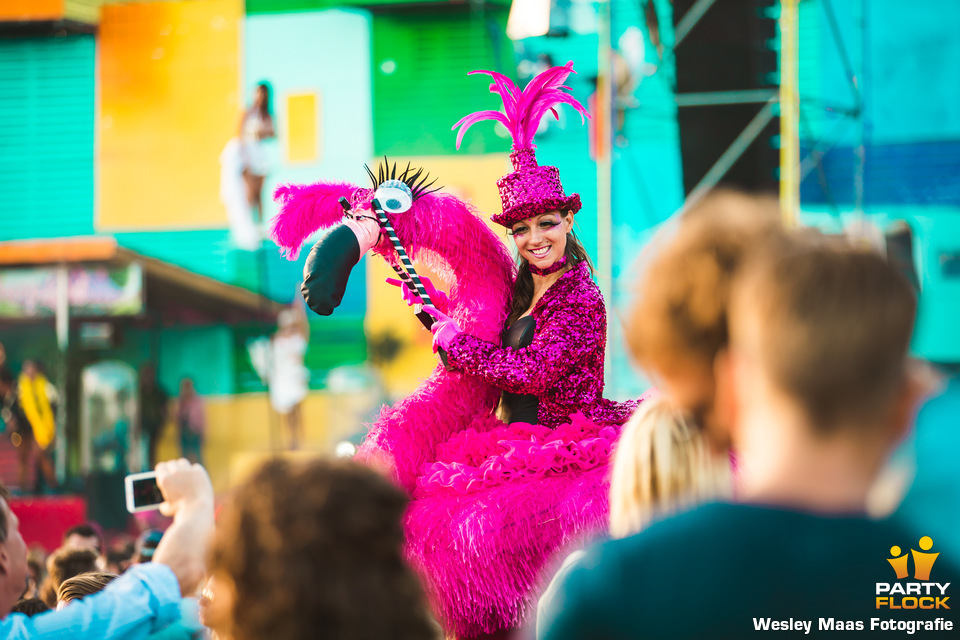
left=609, top=396, right=731, bottom=539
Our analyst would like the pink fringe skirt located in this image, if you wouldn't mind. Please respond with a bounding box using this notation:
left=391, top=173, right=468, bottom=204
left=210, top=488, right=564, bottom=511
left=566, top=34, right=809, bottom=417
left=403, top=413, right=621, bottom=638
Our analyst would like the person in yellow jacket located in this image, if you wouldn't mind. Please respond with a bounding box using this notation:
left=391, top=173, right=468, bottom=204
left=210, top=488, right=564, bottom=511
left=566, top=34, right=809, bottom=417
left=18, top=360, right=58, bottom=490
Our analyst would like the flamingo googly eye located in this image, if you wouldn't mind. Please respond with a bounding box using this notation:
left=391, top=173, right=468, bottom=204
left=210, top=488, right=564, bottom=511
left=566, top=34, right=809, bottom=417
left=374, top=180, right=414, bottom=214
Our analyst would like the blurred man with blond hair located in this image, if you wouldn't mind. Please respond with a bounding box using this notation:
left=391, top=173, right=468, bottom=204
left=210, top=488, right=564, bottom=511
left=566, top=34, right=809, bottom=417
left=540, top=234, right=959, bottom=639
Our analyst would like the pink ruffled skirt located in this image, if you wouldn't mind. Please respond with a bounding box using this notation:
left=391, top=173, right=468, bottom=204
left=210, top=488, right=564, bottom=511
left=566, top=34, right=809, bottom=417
left=403, top=413, right=621, bottom=638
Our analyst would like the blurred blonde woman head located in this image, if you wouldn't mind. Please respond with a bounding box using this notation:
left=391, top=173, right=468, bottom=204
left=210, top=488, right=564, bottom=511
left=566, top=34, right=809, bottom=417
left=609, top=396, right=731, bottom=539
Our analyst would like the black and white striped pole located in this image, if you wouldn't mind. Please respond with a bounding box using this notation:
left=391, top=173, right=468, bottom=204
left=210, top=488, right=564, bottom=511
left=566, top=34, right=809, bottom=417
left=370, top=198, right=433, bottom=303
left=339, top=196, right=448, bottom=366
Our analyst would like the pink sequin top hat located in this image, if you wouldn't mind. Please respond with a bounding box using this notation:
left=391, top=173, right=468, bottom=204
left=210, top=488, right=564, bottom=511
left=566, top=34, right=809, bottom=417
left=453, top=61, right=590, bottom=228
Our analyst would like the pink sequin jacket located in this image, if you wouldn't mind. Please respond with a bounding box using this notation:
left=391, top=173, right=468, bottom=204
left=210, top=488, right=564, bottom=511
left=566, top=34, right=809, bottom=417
left=445, top=261, right=638, bottom=428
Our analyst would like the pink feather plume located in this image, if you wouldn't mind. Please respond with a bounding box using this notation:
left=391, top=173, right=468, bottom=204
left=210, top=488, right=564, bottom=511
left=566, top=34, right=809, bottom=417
left=270, top=181, right=357, bottom=260
left=452, top=60, right=590, bottom=151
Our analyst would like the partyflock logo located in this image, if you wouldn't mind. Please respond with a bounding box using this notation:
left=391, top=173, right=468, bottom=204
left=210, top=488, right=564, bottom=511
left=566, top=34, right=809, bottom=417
left=753, top=536, right=953, bottom=634
left=876, top=536, right=950, bottom=609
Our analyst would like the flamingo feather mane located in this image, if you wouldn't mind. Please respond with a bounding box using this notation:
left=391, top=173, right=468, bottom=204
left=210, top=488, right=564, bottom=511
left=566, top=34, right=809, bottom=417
left=271, top=181, right=357, bottom=260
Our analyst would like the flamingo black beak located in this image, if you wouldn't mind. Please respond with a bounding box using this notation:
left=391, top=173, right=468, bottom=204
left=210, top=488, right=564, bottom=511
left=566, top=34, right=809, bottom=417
left=300, top=221, right=362, bottom=316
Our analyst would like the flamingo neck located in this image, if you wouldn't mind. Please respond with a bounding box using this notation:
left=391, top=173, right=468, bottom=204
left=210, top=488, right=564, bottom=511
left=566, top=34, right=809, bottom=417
left=414, top=233, right=515, bottom=341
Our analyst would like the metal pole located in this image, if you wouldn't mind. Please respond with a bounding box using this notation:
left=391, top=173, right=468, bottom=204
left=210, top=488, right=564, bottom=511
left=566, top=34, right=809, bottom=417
left=779, top=0, right=801, bottom=226
left=676, top=89, right=778, bottom=107
left=674, top=0, right=721, bottom=47
left=596, top=0, right=613, bottom=378
left=854, top=0, right=868, bottom=221
left=256, top=243, right=282, bottom=454
left=55, top=265, right=70, bottom=481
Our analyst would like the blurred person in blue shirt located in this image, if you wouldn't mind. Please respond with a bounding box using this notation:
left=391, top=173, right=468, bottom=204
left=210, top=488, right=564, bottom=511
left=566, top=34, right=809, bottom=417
left=0, top=458, right=214, bottom=639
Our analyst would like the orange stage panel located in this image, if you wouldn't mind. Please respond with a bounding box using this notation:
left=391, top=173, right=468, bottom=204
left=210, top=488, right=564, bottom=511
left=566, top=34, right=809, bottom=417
left=98, top=0, right=241, bottom=231
left=0, top=238, right=119, bottom=266
left=0, top=0, right=63, bottom=21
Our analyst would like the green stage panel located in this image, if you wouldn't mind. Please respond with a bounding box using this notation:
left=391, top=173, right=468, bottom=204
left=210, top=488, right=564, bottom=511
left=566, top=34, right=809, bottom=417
left=247, top=0, right=510, bottom=14
left=372, top=8, right=514, bottom=156
left=233, top=317, right=368, bottom=393
left=0, top=36, right=95, bottom=241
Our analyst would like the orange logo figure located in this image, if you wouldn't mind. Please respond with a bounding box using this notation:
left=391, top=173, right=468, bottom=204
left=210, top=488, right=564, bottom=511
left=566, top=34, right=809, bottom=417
left=888, top=546, right=910, bottom=580
left=911, top=536, right=939, bottom=581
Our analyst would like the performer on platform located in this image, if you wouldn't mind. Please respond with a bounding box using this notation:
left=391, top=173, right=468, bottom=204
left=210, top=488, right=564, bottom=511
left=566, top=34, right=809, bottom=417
left=239, top=82, right=276, bottom=220
left=220, top=82, right=276, bottom=251
left=18, top=360, right=58, bottom=491
left=269, top=303, right=310, bottom=450
left=393, top=166, right=636, bottom=430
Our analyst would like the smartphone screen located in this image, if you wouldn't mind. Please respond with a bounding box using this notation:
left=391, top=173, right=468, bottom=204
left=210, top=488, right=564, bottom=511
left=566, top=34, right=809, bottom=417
left=130, top=475, right=164, bottom=510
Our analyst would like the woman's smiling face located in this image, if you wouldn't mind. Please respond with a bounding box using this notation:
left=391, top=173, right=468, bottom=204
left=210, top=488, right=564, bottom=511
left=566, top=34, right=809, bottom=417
left=510, top=210, right=573, bottom=270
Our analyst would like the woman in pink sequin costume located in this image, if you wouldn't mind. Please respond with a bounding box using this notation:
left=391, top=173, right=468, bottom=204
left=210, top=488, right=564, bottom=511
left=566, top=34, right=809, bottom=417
left=400, top=62, right=643, bottom=639
left=268, top=62, right=644, bottom=639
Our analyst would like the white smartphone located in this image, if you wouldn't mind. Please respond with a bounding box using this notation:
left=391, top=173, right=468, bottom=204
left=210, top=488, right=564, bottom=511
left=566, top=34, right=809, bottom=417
left=125, top=471, right=164, bottom=513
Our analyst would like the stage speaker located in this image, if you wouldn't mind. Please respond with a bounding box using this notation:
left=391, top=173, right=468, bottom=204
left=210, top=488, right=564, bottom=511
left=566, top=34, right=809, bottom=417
left=674, top=0, right=780, bottom=195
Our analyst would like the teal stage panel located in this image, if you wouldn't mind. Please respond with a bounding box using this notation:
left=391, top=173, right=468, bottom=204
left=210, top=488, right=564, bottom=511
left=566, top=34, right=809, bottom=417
left=0, top=36, right=96, bottom=241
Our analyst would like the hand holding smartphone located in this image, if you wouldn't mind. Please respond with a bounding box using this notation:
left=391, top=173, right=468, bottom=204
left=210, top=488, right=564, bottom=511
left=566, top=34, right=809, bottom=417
left=124, top=460, right=215, bottom=597
left=125, top=471, right=165, bottom=513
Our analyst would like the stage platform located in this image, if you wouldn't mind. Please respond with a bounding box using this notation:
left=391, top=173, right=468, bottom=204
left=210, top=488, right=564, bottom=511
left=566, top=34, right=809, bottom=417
left=8, top=494, right=88, bottom=552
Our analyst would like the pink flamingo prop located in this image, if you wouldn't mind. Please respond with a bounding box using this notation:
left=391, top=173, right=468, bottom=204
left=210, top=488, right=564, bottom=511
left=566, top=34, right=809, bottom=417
left=271, top=170, right=514, bottom=492
left=272, top=161, right=622, bottom=635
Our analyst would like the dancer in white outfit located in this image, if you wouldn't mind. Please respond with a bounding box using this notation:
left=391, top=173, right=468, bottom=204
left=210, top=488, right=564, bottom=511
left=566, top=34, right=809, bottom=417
left=220, top=82, right=276, bottom=250
left=270, top=304, right=310, bottom=449
left=239, top=83, right=276, bottom=213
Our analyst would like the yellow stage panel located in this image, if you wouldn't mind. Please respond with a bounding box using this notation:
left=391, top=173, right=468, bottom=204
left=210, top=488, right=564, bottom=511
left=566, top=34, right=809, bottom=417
left=156, top=389, right=376, bottom=491
left=286, top=92, right=319, bottom=164
left=64, top=0, right=110, bottom=24
left=98, top=0, right=241, bottom=230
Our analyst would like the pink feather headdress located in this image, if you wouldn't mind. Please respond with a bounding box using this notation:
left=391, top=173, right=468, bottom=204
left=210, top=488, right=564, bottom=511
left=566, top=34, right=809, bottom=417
left=452, top=61, right=590, bottom=227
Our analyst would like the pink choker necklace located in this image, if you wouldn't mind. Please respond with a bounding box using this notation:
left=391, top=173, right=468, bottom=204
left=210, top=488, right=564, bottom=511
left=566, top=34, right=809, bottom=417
left=528, top=256, right=567, bottom=276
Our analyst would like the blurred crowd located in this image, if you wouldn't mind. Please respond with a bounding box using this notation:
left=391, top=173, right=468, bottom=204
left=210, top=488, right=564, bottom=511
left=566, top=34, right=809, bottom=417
left=10, top=522, right=163, bottom=618
left=0, top=354, right=208, bottom=496
left=1, top=190, right=957, bottom=639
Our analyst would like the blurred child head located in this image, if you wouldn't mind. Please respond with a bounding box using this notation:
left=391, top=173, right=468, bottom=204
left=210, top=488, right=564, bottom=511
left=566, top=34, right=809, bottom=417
left=609, top=397, right=731, bottom=539
left=56, top=571, right=117, bottom=609
left=40, top=546, right=99, bottom=607
left=11, top=597, right=50, bottom=617
left=21, top=360, right=37, bottom=377
left=628, top=190, right=783, bottom=446
left=134, top=529, right=163, bottom=564
left=62, top=523, right=103, bottom=555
